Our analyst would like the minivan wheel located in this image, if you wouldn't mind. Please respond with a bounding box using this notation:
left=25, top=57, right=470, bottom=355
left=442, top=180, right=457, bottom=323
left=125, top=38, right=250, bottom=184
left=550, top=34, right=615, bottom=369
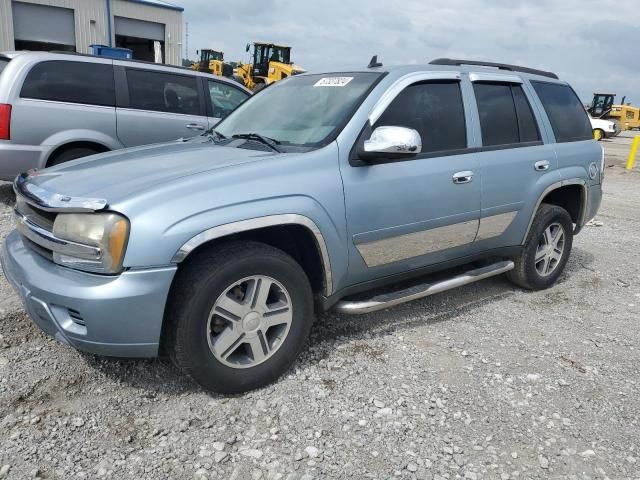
left=507, top=204, right=574, bottom=290
left=166, top=241, right=314, bottom=394
left=48, top=147, right=101, bottom=167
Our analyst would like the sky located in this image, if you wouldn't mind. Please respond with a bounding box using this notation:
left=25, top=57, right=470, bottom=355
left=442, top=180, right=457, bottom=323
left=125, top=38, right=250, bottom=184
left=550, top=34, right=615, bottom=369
left=177, top=0, right=640, bottom=105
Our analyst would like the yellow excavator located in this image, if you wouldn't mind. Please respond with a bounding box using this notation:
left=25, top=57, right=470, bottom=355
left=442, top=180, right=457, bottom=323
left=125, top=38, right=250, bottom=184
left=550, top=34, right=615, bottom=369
left=233, top=42, right=305, bottom=91
left=192, top=49, right=234, bottom=78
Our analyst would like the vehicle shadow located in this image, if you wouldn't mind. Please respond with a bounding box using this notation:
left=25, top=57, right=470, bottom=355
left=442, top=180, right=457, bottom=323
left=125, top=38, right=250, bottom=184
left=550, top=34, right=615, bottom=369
left=0, top=181, right=15, bottom=207
left=80, top=249, right=598, bottom=394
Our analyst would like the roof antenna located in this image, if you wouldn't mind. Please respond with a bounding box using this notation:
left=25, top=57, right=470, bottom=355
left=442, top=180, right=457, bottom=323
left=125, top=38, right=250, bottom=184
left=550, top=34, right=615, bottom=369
left=368, top=55, right=382, bottom=68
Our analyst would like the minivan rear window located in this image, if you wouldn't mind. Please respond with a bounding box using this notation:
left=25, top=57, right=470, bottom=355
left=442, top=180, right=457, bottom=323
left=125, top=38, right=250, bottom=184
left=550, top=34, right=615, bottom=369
left=531, top=81, right=592, bottom=143
left=20, top=60, right=115, bottom=107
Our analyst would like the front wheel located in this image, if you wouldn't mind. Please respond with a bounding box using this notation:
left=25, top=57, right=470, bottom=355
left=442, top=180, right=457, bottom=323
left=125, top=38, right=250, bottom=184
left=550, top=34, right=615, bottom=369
left=166, top=241, right=314, bottom=394
left=507, top=204, right=574, bottom=290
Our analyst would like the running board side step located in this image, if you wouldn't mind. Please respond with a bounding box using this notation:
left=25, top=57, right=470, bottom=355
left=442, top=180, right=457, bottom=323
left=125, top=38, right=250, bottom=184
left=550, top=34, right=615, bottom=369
left=334, top=260, right=514, bottom=315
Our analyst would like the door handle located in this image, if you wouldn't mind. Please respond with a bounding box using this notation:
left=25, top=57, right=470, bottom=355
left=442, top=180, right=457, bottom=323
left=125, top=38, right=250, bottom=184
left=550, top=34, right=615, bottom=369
left=186, top=123, right=206, bottom=131
left=452, top=171, right=474, bottom=184
left=534, top=160, right=550, bottom=171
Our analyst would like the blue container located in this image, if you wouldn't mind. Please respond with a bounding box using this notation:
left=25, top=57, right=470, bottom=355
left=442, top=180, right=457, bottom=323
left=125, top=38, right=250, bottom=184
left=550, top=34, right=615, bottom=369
left=90, top=44, right=133, bottom=60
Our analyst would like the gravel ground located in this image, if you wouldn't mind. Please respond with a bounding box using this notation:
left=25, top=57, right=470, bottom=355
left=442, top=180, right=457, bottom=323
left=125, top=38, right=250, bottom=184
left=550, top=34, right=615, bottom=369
left=0, top=139, right=639, bottom=479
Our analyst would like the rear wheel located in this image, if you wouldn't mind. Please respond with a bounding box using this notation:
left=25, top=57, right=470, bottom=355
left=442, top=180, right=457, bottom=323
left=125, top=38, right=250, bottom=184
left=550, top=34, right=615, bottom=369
left=166, top=241, right=314, bottom=394
left=48, top=147, right=102, bottom=167
left=507, top=204, right=573, bottom=290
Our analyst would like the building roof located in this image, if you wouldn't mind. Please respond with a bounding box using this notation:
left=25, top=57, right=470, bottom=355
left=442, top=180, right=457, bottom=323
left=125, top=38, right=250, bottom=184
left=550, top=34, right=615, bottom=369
left=125, top=0, right=184, bottom=12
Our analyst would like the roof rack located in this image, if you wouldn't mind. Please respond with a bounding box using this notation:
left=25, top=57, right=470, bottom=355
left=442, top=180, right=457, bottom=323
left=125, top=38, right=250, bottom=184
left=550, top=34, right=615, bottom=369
left=429, top=58, right=559, bottom=80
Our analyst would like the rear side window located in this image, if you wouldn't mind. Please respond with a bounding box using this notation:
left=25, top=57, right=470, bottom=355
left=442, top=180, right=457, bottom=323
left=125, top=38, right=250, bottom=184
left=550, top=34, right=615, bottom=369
left=531, top=81, right=592, bottom=142
left=126, top=69, right=200, bottom=115
left=21, top=61, right=115, bottom=107
left=374, top=81, right=467, bottom=154
left=473, top=83, right=541, bottom=147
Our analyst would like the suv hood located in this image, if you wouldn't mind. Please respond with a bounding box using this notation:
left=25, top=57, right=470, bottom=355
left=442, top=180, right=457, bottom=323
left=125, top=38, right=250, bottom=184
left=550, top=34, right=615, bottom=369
left=16, top=139, right=279, bottom=206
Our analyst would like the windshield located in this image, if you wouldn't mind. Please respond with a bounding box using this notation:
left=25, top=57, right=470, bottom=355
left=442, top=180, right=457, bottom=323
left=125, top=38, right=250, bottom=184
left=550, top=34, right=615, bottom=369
left=0, top=58, right=9, bottom=75
left=215, top=72, right=382, bottom=149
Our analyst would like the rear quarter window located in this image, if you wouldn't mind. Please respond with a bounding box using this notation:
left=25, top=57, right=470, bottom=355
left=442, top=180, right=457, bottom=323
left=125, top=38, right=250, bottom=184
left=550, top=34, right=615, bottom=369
left=20, top=60, right=115, bottom=107
left=531, top=81, right=592, bottom=143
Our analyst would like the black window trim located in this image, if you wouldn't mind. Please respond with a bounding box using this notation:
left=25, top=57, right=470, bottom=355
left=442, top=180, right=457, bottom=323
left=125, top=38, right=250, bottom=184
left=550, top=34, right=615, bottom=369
left=530, top=79, right=593, bottom=144
left=472, top=81, right=542, bottom=148
left=121, top=66, right=207, bottom=117
left=350, top=78, right=470, bottom=166
left=20, top=59, right=116, bottom=108
left=204, top=77, right=250, bottom=119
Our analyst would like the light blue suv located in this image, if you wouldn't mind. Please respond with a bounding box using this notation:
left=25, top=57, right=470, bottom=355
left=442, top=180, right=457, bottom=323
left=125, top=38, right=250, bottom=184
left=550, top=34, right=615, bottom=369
left=1, top=58, right=603, bottom=393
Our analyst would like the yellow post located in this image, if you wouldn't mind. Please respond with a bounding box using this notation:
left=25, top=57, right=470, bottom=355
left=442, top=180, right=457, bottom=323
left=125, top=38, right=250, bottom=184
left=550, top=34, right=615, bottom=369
left=627, top=136, right=640, bottom=171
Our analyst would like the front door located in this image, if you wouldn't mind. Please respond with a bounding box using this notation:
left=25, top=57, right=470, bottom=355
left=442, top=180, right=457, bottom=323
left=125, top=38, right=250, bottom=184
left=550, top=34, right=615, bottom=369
left=116, top=67, right=208, bottom=147
left=340, top=78, right=481, bottom=285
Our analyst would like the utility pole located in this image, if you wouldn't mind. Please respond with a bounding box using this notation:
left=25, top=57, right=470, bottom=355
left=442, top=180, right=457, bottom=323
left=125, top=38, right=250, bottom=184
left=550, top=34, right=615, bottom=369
left=185, top=21, right=189, bottom=60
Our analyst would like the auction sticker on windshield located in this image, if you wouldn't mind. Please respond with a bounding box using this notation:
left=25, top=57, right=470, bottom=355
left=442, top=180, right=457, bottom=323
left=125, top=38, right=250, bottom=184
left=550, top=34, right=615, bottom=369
left=314, top=77, right=354, bottom=87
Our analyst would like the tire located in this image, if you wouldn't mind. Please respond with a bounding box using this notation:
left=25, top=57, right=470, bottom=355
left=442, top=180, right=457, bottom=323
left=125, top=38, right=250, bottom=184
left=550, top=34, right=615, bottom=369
left=48, top=147, right=101, bottom=167
left=593, top=129, right=605, bottom=141
left=507, top=204, right=574, bottom=290
left=253, top=83, right=266, bottom=93
left=166, top=241, right=314, bottom=394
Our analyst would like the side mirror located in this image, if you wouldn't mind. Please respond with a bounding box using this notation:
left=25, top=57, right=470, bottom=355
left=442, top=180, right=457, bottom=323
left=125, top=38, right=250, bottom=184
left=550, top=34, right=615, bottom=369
left=196, top=49, right=199, bottom=55
left=360, top=126, right=422, bottom=161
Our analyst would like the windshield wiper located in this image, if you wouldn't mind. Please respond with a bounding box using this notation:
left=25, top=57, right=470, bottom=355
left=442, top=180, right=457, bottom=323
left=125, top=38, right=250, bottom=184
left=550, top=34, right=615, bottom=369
left=232, top=133, right=282, bottom=152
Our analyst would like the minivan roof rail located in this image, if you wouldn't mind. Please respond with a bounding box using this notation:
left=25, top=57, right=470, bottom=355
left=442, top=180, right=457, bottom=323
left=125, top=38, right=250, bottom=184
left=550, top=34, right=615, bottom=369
left=429, top=58, right=559, bottom=80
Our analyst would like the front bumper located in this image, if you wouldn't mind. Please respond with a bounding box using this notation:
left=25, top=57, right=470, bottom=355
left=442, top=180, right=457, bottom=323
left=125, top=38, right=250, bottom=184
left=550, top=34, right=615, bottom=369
left=0, top=231, right=177, bottom=357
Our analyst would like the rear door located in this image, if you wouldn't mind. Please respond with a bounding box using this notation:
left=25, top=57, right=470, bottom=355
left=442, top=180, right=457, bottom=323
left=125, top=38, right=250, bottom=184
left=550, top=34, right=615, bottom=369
left=205, top=79, right=250, bottom=128
left=115, top=67, right=208, bottom=147
left=470, top=75, right=557, bottom=251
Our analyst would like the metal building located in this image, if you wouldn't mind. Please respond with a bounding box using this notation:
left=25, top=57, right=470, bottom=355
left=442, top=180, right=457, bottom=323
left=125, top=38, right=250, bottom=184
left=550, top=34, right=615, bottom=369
left=0, top=0, right=183, bottom=65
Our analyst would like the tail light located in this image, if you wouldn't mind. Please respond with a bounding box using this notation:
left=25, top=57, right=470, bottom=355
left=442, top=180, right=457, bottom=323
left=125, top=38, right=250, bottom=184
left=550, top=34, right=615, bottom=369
left=0, top=104, right=10, bottom=140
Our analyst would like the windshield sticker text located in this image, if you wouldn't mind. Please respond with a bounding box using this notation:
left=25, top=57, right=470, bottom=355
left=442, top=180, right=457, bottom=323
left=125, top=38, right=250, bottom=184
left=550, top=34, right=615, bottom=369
left=314, top=77, right=354, bottom=87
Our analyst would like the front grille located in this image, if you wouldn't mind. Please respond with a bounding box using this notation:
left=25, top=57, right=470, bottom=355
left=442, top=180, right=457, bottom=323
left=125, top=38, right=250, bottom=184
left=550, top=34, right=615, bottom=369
left=22, top=237, right=54, bottom=261
left=15, top=198, right=57, bottom=232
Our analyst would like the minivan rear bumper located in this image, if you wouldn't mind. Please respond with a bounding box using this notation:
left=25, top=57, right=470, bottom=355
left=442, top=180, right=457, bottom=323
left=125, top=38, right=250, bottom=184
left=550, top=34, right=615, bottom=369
left=1, top=231, right=177, bottom=357
left=0, top=142, right=46, bottom=180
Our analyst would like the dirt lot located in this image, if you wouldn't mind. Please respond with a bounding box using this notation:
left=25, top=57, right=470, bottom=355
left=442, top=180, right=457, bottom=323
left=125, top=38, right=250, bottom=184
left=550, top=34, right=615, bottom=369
left=0, top=135, right=639, bottom=480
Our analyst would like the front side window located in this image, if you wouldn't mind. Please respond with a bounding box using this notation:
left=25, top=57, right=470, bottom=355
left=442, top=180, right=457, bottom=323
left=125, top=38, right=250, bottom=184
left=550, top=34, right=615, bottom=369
left=373, top=81, right=467, bottom=154
left=215, top=72, right=381, bottom=149
left=21, top=60, right=115, bottom=107
left=126, top=69, right=200, bottom=115
left=474, top=83, right=541, bottom=147
left=208, top=81, right=249, bottom=119
left=531, top=81, right=592, bottom=143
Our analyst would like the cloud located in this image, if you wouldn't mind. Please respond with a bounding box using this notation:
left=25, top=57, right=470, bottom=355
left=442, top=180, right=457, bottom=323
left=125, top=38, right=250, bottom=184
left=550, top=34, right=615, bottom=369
left=181, top=0, right=639, bottom=104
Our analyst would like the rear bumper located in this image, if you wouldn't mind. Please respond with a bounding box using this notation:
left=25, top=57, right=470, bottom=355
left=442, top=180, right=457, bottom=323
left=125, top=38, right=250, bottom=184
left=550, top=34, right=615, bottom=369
left=0, top=142, right=46, bottom=180
left=0, top=230, right=176, bottom=357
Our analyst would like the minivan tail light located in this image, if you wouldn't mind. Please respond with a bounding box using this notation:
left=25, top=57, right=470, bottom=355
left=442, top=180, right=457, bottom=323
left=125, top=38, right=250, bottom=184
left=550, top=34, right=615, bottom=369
left=0, top=104, right=10, bottom=140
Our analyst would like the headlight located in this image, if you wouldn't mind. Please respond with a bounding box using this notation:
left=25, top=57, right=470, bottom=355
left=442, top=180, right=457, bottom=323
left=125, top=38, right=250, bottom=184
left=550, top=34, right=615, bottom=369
left=52, top=213, right=129, bottom=274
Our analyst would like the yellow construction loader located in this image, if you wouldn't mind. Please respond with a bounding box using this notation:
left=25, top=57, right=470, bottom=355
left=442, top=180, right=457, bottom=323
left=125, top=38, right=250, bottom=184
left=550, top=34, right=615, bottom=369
left=192, top=49, right=234, bottom=78
left=587, top=93, right=640, bottom=133
left=233, top=42, right=305, bottom=91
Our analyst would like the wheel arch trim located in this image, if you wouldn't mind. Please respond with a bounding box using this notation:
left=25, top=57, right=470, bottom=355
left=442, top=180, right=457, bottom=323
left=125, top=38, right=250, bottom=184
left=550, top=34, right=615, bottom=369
left=170, top=214, right=333, bottom=296
left=521, top=178, right=588, bottom=244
